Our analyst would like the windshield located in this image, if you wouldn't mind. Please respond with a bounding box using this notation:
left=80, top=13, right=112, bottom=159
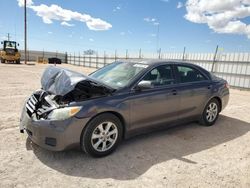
left=90, top=61, right=148, bottom=89
left=4, top=41, right=16, bottom=49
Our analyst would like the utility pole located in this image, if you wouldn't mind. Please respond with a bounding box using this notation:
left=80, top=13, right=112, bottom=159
left=24, top=0, right=27, bottom=64
left=156, top=23, right=160, bottom=53
left=7, top=33, right=10, bottom=41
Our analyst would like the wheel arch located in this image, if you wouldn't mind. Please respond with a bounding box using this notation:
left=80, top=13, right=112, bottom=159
left=211, top=96, right=222, bottom=112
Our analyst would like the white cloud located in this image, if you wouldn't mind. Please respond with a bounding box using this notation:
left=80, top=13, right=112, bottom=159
left=61, top=21, right=74, bottom=27
left=113, top=6, right=121, bottom=12
left=161, top=0, right=169, bottom=2
left=48, top=31, right=53, bottom=34
left=150, top=33, right=157, bottom=37
left=120, top=32, right=125, bottom=36
left=144, top=17, right=157, bottom=23
left=144, top=17, right=160, bottom=26
left=177, top=2, right=183, bottom=9
left=17, top=0, right=112, bottom=31
left=184, top=0, right=250, bottom=38
left=17, top=0, right=33, bottom=7
left=89, top=38, right=94, bottom=42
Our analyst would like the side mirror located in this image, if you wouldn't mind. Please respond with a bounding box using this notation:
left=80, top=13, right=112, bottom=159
left=1, top=42, right=3, bottom=44
left=135, top=80, right=153, bottom=91
left=18, top=43, right=19, bottom=46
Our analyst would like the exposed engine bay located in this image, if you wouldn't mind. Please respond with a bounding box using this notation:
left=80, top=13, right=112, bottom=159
left=25, top=66, right=114, bottom=120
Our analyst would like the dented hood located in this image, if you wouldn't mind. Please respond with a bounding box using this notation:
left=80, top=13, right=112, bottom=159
left=41, top=66, right=111, bottom=96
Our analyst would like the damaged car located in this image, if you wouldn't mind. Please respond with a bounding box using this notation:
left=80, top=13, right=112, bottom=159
left=20, top=60, right=229, bottom=157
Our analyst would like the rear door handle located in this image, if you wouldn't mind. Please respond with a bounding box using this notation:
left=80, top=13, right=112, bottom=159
left=172, top=89, right=177, bottom=95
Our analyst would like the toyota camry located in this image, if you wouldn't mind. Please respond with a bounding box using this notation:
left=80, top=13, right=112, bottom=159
left=20, top=60, right=229, bottom=157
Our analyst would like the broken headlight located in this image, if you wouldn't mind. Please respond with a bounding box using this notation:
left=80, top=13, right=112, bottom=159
left=47, top=106, right=82, bottom=120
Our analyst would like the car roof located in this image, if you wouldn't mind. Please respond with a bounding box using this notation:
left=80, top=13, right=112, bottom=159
left=117, top=59, right=212, bottom=78
left=117, top=59, right=195, bottom=66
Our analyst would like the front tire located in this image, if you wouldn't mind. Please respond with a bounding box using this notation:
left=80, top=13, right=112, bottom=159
left=199, top=98, right=220, bottom=126
left=81, top=113, right=123, bottom=157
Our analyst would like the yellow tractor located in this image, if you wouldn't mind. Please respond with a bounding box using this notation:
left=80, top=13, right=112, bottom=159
left=0, top=40, right=21, bottom=64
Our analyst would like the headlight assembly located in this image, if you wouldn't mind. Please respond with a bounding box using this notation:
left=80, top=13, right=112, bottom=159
left=47, top=106, right=82, bottom=121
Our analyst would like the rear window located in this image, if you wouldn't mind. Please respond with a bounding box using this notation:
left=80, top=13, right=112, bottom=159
left=177, top=66, right=207, bottom=83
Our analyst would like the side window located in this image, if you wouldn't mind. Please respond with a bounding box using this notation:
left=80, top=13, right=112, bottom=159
left=142, top=65, right=174, bottom=86
left=177, top=66, right=207, bottom=83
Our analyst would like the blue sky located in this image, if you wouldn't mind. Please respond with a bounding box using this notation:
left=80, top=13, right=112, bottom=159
left=0, top=0, right=250, bottom=54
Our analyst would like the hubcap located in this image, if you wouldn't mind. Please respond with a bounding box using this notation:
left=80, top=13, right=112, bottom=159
left=206, top=102, right=218, bottom=122
left=91, top=121, right=118, bottom=152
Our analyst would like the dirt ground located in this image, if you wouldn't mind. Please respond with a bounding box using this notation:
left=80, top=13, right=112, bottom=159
left=0, top=62, right=249, bottom=188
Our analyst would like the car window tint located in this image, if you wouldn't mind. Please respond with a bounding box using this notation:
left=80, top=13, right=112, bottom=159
left=142, top=65, right=174, bottom=86
left=177, top=66, right=207, bottom=83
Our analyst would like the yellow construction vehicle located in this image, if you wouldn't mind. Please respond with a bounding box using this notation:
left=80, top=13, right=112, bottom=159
left=0, top=40, right=21, bottom=64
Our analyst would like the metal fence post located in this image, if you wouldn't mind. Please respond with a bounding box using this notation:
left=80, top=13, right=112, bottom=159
left=158, top=48, right=161, bottom=59
left=211, top=45, right=218, bottom=72
left=115, top=50, right=117, bottom=61
left=89, top=55, right=91, bottom=67
left=104, top=51, right=106, bottom=66
left=126, top=50, right=128, bottom=59
left=83, top=53, right=85, bottom=67
left=139, top=48, right=142, bottom=59
left=65, top=52, right=68, bottom=64
left=182, top=47, right=186, bottom=61
left=78, top=52, right=80, bottom=66
left=96, top=53, right=98, bottom=68
left=74, top=52, right=75, bottom=65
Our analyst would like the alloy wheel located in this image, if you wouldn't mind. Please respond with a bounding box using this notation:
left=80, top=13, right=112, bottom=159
left=91, top=121, right=118, bottom=152
left=206, top=102, right=218, bottom=122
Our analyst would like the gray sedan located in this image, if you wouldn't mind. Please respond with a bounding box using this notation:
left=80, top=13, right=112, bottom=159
left=20, top=60, right=229, bottom=157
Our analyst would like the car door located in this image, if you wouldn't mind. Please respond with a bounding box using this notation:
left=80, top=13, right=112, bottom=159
left=174, top=64, right=212, bottom=119
left=128, top=64, right=180, bottom=131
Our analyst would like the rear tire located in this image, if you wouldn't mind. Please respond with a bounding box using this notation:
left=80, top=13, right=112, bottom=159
left=1, top=58, right=5, bottom=63
left=199, top=98, right=220, bottom=126
left=81, top=113, right=123, bottom=157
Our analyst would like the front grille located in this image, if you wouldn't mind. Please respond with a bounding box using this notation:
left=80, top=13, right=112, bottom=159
left=25, top=91, right=58, bottom=119
left=26, top=94, right=38, bottom=117
left=5, top=49, right=15, bottom=56
left=36, top=96, right=57, bottom=117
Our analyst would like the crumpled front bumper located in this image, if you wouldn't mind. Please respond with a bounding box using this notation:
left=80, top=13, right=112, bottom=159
left=19, top=105, right=89, bottom=151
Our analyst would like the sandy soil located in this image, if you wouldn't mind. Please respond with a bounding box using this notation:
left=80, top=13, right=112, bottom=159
left=0, top=62, right=249, bottom=188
